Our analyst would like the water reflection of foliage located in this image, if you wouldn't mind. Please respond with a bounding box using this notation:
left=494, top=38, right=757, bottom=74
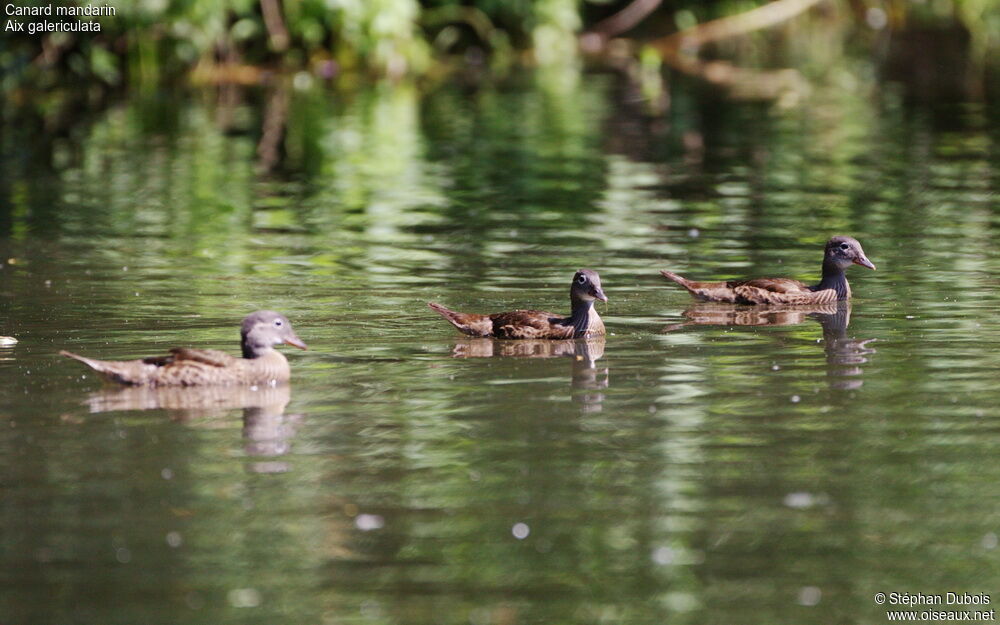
left=2, top=63, right=996, bottom=293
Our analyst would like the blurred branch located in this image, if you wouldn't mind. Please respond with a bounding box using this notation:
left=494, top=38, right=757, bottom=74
left=260, top=0, right=290, bottom=52
left=653, top=0, right=827, bottom=102
left=421, top=6, right=501, bottom=50
left=587, top=0, right=663, bottom=40
left=190, top=62, right=265, bottom=85
left=257, top=87, right=288, bottom=173
left=651, top=0, right=827, bottom=54
left=682, top=62, right=807, bottom=101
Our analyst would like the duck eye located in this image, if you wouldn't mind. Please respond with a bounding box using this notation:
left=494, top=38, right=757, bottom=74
left=577, top=275, right=587, bottom=284
left=839, top=243, right=849, bottom=250
left=274, top=319, right=283, bottom=326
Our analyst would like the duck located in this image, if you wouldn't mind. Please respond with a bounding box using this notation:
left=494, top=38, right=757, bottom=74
left=60, top=310, right=307, bottom=386
left=660, top=236, right=875, bottom=305
left=428, top=269, right=608, bottom=339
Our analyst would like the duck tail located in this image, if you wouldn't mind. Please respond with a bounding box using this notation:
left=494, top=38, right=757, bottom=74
left=660, top=270, right=696, bottom=290
left=60, top=350, right=140, bottom=385
left=427, top=302, right=493, bottom=337
left=60, top=350, right=108, bottom=372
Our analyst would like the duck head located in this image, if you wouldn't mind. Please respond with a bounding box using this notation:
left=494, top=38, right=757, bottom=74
left=825, top=236, right=876, bottom=271
left=571, top=269, right=608, bottom=304
left=241, top=311, right=307, bottom=358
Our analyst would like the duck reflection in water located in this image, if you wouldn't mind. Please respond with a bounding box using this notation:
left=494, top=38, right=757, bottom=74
left=80, top=385, right=300, bottom=472
left=664, top=301, right=876, bottom=389
left=450, top=336, right=609, bottom=412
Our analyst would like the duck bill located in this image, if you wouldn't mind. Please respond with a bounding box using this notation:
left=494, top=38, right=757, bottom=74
left=854, top=256, right=877, bottom=271
left=592, top=288, right=608, bottom=303
left=284, top=335, right=308, bottom=350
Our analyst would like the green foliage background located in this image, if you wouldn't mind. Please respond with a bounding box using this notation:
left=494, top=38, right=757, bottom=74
left=2, top=0, right=997, bottom=91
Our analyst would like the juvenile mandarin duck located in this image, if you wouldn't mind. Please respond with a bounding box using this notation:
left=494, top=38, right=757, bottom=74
left=60, top=311, right=307, bottom=386
left=428, top=269, right=608, bottom=339
left=661, top=236, right=875, bottom=305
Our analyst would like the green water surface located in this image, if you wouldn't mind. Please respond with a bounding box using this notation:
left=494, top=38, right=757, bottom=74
left=1, top=71, right=999, bottom=624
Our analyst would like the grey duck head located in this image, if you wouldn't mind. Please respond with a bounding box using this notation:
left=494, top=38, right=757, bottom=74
left=571, top=269, right=608, bottom=304
left=824, top=236, right=876, bottom=272
left=241, top=311, right=307, bottom=359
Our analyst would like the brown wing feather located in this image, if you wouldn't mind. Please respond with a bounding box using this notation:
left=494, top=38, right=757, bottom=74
left=154, top=358, right=240, bottom=386
left=490, top=310, right=574, bottom=340
left=168, top=348, right=236, bottom=367
left=734, top=285, right=837, bottom=305
left=152, top=350, right=288, bottom=386
left=140, top=355, right=174, bottom=366
left=730, top=278, right=810, bottom=293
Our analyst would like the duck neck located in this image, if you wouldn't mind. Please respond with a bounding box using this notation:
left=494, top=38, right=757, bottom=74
left=569, top=298, right=595, bottom=337
left=242, top=342, right=270, bottom=359
left=813, top=261, right=850, bottom=299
